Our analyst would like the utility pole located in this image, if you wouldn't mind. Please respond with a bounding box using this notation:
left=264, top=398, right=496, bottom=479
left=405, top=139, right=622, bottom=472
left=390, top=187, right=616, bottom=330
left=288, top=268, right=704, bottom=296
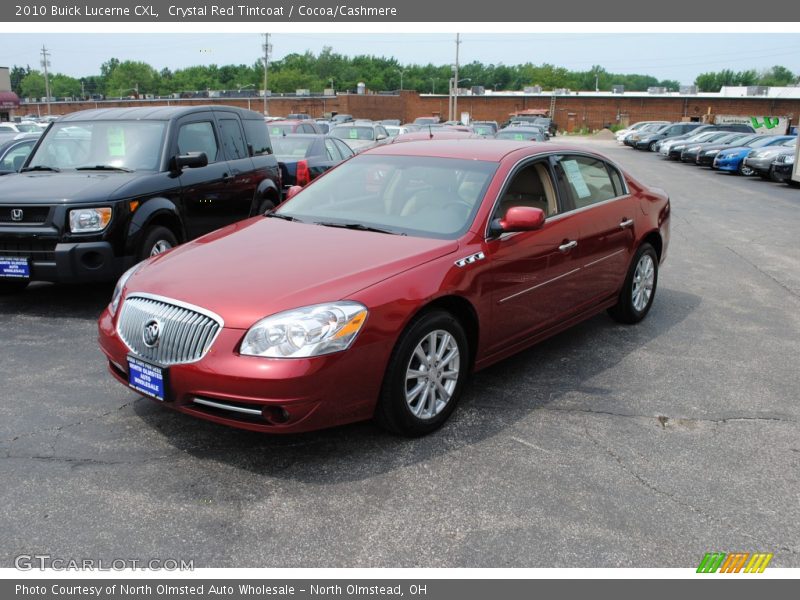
left=262, top=33, right=271, bottom=115
left=452, top=33, right=461, bottom=122
left=40, top=45, right=51, bottom=116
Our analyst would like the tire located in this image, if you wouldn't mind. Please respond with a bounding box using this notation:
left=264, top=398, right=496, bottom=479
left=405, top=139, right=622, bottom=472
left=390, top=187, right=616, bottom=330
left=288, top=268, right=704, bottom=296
left=258, top=198, right=276, bottom=215
left=608, top=243, right=659, bottom=325
left=375, top=310, right=469, bottom=437
left=738, top=162, right=755, bottom=176
left=648, top=141, right=658, bottom=152
left=138, top=226, right=178, bottom=261
left=0, top=279, right=29, bottom=294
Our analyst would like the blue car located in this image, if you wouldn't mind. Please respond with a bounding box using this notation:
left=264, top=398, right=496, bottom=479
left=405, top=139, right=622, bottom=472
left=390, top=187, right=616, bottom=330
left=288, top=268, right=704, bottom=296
left=713, top=135, right=796, bottom=175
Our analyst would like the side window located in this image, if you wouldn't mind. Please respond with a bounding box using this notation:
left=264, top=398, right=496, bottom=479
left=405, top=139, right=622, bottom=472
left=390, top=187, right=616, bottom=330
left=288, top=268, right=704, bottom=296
left=557, top=155, right=618, bottom=210
left=242, top=119, right=271, bottom=155
left=177, top=121, right=219, bottom=162
left=324, top=139, right=342, bottom=161
left=218, top=118, right=247, bottom=160
left=607, top=165, right=626, bottom=197
left=377, top=126, right=388, bottom=138
left=0, top=142, right=35, bottom=170
left=334, top=139, right=354, bottom=158
left=302, top=124, right=317, bottom=134
left=495, top=161, right=558, bottom=219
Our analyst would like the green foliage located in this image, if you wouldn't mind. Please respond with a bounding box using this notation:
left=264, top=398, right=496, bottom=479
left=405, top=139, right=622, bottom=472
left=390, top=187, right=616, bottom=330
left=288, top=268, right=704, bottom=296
left=20, top=71, right=46, bottom=99
left=695, top=66, right=794, bottom=91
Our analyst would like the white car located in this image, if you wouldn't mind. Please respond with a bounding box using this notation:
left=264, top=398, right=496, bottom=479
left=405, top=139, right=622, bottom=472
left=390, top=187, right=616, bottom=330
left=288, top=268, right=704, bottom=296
left=616, top=121, right=670, bottom=144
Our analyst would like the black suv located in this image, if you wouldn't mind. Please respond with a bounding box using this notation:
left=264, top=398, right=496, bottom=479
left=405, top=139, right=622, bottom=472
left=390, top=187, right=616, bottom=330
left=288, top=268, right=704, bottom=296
left=0, top=105, right=281, bottom=292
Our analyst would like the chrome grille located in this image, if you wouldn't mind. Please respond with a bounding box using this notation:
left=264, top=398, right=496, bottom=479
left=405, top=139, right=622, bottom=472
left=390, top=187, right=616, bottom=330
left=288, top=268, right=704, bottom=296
left=117, top=294, right=223, bottom=366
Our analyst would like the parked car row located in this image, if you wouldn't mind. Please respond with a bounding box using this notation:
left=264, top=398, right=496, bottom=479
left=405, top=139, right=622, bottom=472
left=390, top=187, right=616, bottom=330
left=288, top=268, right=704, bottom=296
left=620, top=119, right=797, bottom=186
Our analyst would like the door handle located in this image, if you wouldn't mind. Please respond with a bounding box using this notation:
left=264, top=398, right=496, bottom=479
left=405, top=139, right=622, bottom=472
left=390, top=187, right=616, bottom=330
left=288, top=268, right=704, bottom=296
left=620, top=218, right=634, bottom=229
left=558, top=240, right=578, bottom=252
left=222, top=173, right=232, bottom=183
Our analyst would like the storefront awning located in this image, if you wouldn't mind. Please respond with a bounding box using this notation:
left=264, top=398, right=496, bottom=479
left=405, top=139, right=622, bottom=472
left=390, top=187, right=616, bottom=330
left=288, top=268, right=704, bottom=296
left=0, top=91, right=21, bottom=109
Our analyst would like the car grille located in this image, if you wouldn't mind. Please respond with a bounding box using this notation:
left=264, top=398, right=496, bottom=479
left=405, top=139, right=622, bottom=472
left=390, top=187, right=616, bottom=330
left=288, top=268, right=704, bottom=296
left=0, top=206, right=51, bottom=224
left=117, top=295, right=223, bottom=366
left=0, top=239, right=57, bottom=261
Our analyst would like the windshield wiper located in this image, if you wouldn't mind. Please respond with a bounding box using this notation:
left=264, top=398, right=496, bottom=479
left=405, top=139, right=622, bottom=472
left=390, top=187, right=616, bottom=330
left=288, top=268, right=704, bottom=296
left=76, top=165, right=134, bottom=172
left=20, top=165, right=60, bottom=173
left=314, top=221, right=404, bottom=235
left=265, top=212, right=303, bottom=223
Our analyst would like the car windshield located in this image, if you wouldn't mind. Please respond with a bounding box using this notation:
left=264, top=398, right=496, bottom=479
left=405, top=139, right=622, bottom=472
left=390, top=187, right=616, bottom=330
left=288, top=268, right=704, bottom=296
left=782, top=138, right=797, bottom=147
left=16, top=123, right=41, bottom=133
left=26, top=120, right=166, bottom=171
left=750, top=137, right=789, bottom=148
left=269, top=124, right=294, bottom=136
left=496, top=130, right=539, bottom=140
left=331, top=126, right=376, bottom=141
left=473, top=125, right=494, bottom=135
left=275, top=154, right=498, bottom=239
left=272, top=137, right=315, bottom=158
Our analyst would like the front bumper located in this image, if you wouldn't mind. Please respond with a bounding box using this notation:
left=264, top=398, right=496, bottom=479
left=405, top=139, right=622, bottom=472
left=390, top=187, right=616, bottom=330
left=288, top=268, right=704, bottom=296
left=0, top=234, right=132, bottom=283
left=712, top=155, right=742, bottom=171
left=743, top=156, right=775, bottom=175
left=98, top=307, right=390, bottom=434
left=696, top=153, right=718, bottom=167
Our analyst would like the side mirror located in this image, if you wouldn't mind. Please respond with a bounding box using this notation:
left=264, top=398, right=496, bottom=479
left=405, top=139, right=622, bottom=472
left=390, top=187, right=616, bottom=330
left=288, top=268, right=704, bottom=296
left=285, top=185, right=303, bottom=201
left=172, top=151, right=208, bottom=171
left=489, top=206, right=545, bottom=237
left=376, top=133, right=388, bottom=141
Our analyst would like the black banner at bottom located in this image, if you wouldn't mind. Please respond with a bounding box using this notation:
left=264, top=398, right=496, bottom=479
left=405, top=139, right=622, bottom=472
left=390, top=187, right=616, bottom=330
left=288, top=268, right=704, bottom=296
left=4, top=579, right=798, bottom=600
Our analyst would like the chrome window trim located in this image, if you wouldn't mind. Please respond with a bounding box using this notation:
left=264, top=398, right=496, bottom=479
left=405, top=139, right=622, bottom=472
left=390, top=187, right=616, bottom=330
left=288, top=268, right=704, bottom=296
left=483, top=150, right=630, bottom=241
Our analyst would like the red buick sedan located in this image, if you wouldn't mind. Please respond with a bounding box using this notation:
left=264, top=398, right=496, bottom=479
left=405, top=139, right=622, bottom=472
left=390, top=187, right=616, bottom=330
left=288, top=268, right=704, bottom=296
left=98, top=140, right=670, bottom=436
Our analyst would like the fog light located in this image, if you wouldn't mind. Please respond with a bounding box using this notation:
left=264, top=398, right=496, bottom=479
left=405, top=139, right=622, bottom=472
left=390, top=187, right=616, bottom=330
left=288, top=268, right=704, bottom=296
left=263, top=406, right=290, bottom=424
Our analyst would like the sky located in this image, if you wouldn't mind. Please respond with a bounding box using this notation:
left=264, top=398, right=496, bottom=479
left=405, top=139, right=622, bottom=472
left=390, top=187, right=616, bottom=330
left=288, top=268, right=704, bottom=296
left=2, top=33, right=800, bottom=85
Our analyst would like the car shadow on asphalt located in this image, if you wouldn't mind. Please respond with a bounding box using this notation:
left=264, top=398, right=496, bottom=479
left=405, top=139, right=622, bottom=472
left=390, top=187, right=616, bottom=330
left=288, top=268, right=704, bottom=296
left=0, top=281, right=113, bottom=320
left=133, top=286, right=701, bottom=484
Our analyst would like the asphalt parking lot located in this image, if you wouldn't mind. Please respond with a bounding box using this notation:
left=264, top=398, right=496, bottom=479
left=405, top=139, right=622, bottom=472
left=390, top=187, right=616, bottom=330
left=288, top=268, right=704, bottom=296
left=1, top=137, right=798, bottom=568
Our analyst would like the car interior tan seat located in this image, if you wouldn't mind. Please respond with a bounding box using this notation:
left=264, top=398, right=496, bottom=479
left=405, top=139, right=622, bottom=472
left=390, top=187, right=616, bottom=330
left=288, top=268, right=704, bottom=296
left=498, top=163, right=557, bottom=217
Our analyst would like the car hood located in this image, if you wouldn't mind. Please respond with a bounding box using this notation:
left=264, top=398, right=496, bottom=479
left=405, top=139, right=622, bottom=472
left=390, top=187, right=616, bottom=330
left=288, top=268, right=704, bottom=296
left=125, top=217, right=459, bottom=329
left=0, top=170, right=152, bottom=204
left=717, top=146, right=750, bottom=156
left=749, top=146, right=793, bottom=157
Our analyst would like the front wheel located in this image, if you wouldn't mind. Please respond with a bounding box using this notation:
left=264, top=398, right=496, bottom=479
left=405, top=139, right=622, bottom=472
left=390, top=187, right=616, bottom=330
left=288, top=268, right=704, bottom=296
left=608, top=243, right=659, bottom=324
left=138, top=226, right=178, bottom=261
left=648, top=141, right=659, bottom=152
left=375, top=310, right=469, bottom=437
left=739, top=162, right=755, bottom=176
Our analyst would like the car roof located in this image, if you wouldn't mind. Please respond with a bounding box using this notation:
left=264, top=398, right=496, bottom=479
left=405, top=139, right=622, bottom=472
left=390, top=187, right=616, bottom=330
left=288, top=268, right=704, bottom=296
left=369, top=139, right=586, bottom=161
left=57, top=105, right=264, bottom=122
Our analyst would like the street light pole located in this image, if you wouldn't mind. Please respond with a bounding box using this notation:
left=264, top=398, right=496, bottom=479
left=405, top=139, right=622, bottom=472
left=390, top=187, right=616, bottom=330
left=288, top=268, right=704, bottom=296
left=453, top=33, right=461, bottom=121
left=40, top=45, right=51, bottom=116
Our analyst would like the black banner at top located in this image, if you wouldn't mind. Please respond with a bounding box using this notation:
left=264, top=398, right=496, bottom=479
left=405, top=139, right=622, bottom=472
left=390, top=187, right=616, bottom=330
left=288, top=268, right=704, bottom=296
left=2, top=0, right=797, bottom=22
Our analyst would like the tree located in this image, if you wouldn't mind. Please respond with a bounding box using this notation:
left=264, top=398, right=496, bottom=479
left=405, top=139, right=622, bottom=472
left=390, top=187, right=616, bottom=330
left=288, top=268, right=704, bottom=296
left=20, top=71, right=46, bottom=99
left=758, top=65, right=794, bottom=87
left=105, top=60, right=159, bottom=96
left=10, top=65, right=30, bottom=95
left=50, top=73, right=81, bottom=98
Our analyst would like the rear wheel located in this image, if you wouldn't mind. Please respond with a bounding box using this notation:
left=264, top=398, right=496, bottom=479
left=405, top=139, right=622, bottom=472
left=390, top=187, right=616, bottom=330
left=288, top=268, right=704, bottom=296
left=138, top=226, right=178, bottom=261
left=608, top=243, right=658, bottom=324
left=258, top=197, right=276, bottom=215
left=0, top=279, right=29, bottom=294
left=375, top=310, right=469, bottom=437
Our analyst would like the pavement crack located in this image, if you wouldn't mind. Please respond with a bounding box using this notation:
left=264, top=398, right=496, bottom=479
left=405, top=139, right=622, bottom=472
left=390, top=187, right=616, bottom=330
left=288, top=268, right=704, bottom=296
left=724, top=244, right=800, bottom=302
left=538, top=406, right=793, bottom=426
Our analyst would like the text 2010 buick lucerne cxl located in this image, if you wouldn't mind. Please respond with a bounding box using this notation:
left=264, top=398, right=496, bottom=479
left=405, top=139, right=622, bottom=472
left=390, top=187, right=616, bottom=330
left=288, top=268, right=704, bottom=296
left=98, top=140, right=670, bottom=437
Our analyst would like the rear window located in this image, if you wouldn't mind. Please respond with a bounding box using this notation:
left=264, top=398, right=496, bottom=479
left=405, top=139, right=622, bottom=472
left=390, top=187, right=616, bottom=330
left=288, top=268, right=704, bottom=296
left=330, top=126, right=375, bottom=141
left=272, top=137, right=315, bottom=158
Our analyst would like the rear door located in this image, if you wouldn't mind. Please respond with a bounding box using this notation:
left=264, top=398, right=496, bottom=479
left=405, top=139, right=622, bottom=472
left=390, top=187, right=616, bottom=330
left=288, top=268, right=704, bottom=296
left=215, top=112, right=259, bottom=220
left=552, top=153, right=637, bottom=305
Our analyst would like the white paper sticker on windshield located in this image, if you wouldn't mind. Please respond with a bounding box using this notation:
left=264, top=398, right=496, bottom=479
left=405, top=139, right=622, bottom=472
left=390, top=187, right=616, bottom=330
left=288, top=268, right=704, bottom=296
left=561, top=159, right=591, bottom=199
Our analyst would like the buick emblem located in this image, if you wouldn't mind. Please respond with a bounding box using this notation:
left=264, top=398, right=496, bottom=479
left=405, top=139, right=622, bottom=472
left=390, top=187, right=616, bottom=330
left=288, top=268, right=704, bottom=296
left=10, top=209, right=23, bottom=222
left=142, top=319, right=162, bottom=348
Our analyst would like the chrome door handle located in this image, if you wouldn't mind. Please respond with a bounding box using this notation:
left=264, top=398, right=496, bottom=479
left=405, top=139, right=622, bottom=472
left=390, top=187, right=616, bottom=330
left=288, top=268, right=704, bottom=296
left=620, top=218, right=634, bottom=229
left=558, top=240, right=578, bottom=252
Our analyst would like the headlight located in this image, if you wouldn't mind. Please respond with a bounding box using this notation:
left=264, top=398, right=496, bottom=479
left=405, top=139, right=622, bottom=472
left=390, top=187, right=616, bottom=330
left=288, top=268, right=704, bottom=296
left=240, top=302, right=368, bottom=358
left=69, top=207, right=112, bottom=232
left=109, top=263, right=142, bottom=316
left=786, top=155, right=795, bottom=165
left=702, top=149, right=720, bottom=157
